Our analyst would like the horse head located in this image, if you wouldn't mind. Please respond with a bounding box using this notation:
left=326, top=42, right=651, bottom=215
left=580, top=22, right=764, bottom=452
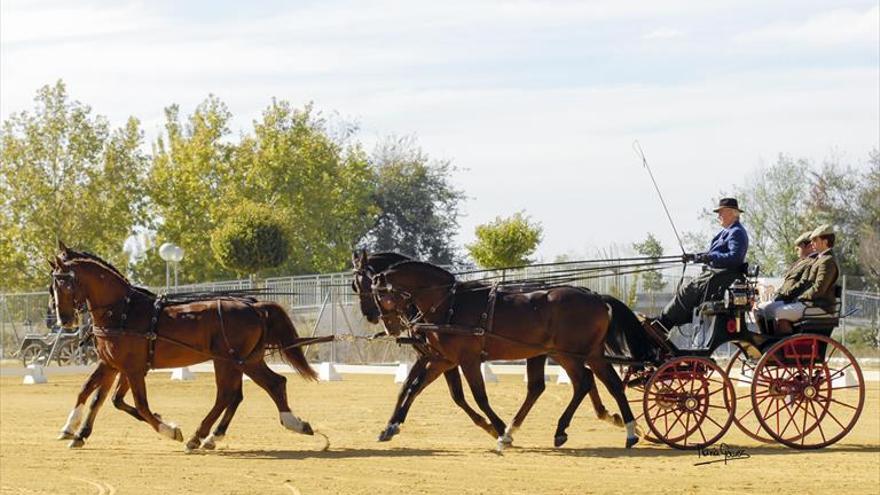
left=50, top=242, right=131, bottom=328
left=351, top=250, right=412, bottom=327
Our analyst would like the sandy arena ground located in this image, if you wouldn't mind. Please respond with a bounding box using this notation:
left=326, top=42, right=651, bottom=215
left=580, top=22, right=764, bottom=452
left=1, top=371, right=879, bottom=495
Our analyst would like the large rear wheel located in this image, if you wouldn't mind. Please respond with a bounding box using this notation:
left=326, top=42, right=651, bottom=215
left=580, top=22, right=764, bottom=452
left=751, top=334, right=864, bottom=449
left=643, top=356, right=735, bottom=450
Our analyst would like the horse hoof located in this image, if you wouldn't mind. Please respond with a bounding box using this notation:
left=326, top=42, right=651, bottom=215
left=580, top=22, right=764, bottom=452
left=625, top=436, right=639, bottom=449
left=201, top=438, right=216, bottom=450
left=185, top=439, right=201, bottom=451
left=612, top=414, right=625, bottom=428
left=554, top=434, right=568, bottom=448
left=58, top=430, right=75, bottom=440
left=300, top=422, right=314, bottom=436
left=173, top=427, right=184, bottom=442
left=377, top=423, right=399, bottom=442
left=68, top=438, right=85, bottom=449
left=500, top=433, right=514, bottom=445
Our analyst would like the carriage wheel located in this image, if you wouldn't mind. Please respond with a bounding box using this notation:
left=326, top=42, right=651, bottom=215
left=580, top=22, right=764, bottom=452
left=643, top=356, right=735, bottom=449
left=20, top=343, right=47, bottom=367
left=751, top=334, right=864, bottom=449
left=55, top=341, right=80, bottom=366
left=725, top=348, right=773, bottom=443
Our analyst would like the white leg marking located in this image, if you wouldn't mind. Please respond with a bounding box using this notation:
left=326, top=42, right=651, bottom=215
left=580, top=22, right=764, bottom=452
left=625, top=420, right=637, bottom=439
left=280, top=412, right=305, bottom=433
left=501, top=425, right=517, bottom=444
left=158, top=422, right=179, bottom=440
left=61, top=405, right=84, bottom=433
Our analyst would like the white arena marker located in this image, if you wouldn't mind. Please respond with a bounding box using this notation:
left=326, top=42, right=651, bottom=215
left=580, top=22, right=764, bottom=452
left=170, top=367, right=196, bottom=381
left=22, top=364, right=47, bottom=385
left=394, top=362, right=411, bottom=383
left=556, top=368, right=571, bottom=385
left=481, top=363, right=498, bottom=383
left=318, top=362, right=342, bottom=382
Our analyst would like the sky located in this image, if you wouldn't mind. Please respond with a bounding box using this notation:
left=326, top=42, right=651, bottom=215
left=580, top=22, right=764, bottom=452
left=2, top=0, right=878, bottom=261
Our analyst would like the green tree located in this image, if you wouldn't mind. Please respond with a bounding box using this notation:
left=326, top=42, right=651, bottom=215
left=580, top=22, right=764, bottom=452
left=633, top=232, right=667, bottom=311
left=0, top=80, right=149, bottom=290
left=855, top=149, right=880, bottom=290
left=229, top=100, right=377, bottom=274
left=365, top=136, right=465, bottom=264
left=145, top=95, right=236, bottom=285
left=211, top=203, right=290, bottom=277
left=732, top=154, right=810, bottom=275
left=466, top=212, right=543, bottom=269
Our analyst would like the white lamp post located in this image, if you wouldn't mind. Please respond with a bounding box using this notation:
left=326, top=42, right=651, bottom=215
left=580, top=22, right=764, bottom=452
left=158, top=243, right=184, bottom=292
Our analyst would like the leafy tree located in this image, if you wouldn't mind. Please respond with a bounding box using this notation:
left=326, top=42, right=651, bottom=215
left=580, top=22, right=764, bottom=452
left=466, top=211, right=542, bottom=269
left=732, top=154, right=810, bottom=275
left=145, top=95, right=236, bottom=285
left=364, top=136, right=465, bottom=264
left=855, top=149, right=880, bottom=290
left=633, top=233, right=667, bottom=311
left=229, top=100, right=377, bottom=274
left=0, top=80, right=149, bottom=290
left=211, top=203, right=290, bottom=277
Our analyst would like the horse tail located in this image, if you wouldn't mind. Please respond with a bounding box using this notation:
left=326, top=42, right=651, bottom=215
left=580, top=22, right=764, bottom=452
left=601, top=295, right=655, bottom=361
left=261, top=302, right=318, bottom=381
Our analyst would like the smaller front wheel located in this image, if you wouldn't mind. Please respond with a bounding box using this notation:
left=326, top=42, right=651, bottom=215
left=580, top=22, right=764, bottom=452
left=643, top=356, right=735, bottom=449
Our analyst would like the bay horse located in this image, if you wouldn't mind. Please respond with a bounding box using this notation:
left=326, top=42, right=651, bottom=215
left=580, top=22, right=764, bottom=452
left=51, top=242, right=318, bottom=451
left=371, top=260, right=643, bottom=449
left=352, top=250, right=626, bottom=445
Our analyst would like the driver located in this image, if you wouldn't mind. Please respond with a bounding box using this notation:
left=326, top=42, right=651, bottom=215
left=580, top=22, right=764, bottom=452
left=651, top=197, right=749, bottom=334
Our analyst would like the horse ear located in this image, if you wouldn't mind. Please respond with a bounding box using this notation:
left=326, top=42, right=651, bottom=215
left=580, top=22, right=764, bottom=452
left=359, top=248, right=368, bottom=265
left=48, top=258, right=57, bottom=270
left=58, top=240, right=68, bottom=253
left=55, top=255, right=65, bottom=268
left=351, top=249, right=360, bottom=268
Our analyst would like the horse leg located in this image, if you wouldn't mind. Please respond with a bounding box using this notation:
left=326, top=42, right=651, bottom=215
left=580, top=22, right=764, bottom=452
left=185, top=362, right=243, bottom=452
left=379, top=356, right=428, bottom=440
left=126, top=371, right=183, bottom=442
left=379, top=357, right=456, bottom=441
left=201, top=377, right=244, bottom=450
left=587, top=376, right=624, bottom=428
left=501, top=355, right=548, bottom=445
left=68, top=367, right=118, bottom=448
left=552, top=356, right=593, bottom=448
left=443, top=368, right=495, bottom=438
left=588, top=358, right=639, bottom=448
left=459, top=360, right=508, bottom=451
left=59, top=362, right=111, bottom=439
left=243, top=360, right=313, bottom=436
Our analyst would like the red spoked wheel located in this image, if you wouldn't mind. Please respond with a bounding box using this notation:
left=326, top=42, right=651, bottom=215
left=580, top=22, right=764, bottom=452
left=643, top=356, right=735, bottom=450
left=725, top=348, right=773, bottom=443
left=751, top=334, right=864, bottom=449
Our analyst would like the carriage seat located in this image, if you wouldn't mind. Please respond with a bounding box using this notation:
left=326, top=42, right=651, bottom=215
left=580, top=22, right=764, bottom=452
left=792, top=285, right=842, bottom=335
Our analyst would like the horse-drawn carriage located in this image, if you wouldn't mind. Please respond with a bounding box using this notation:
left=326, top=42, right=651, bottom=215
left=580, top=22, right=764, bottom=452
left=356, top=251, right=865, bottom=451
left=16, top=322, right=99, bottom=367
left=619, top=266, right=864, bottom=450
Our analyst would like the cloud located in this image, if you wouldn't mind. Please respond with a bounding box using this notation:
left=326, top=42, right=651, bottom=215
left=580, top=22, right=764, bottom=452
left=643, top=28, right=684, bottom=40
left=735, top=5, right=879, bottom=46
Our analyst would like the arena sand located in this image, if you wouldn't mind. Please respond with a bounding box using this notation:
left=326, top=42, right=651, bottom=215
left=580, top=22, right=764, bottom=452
left=1, top=373, right=878, bottom=495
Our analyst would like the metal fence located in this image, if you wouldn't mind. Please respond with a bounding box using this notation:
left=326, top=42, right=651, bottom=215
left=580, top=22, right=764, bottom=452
left=3, top=265, right=877, bottom=363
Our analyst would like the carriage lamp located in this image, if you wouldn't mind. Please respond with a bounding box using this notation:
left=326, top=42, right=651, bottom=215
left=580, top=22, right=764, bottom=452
left=158, top=243, right=185, bottom=292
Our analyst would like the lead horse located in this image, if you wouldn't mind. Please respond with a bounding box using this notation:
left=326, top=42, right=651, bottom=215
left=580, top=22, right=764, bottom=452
left=51, top=242, right=318, bottom=451
left=370, top=259, right=645, bottom=449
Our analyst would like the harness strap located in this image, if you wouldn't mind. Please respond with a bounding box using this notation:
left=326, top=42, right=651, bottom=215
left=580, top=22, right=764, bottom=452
left=479, top=283, right=499, bottom=360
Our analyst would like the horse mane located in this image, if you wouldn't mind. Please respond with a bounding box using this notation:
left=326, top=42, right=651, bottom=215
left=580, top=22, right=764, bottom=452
left=387, top=260, right=456, bottom=286
left=67, top=249, right=157, bottom=297
left=367, top=252, right=412, bottom=272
